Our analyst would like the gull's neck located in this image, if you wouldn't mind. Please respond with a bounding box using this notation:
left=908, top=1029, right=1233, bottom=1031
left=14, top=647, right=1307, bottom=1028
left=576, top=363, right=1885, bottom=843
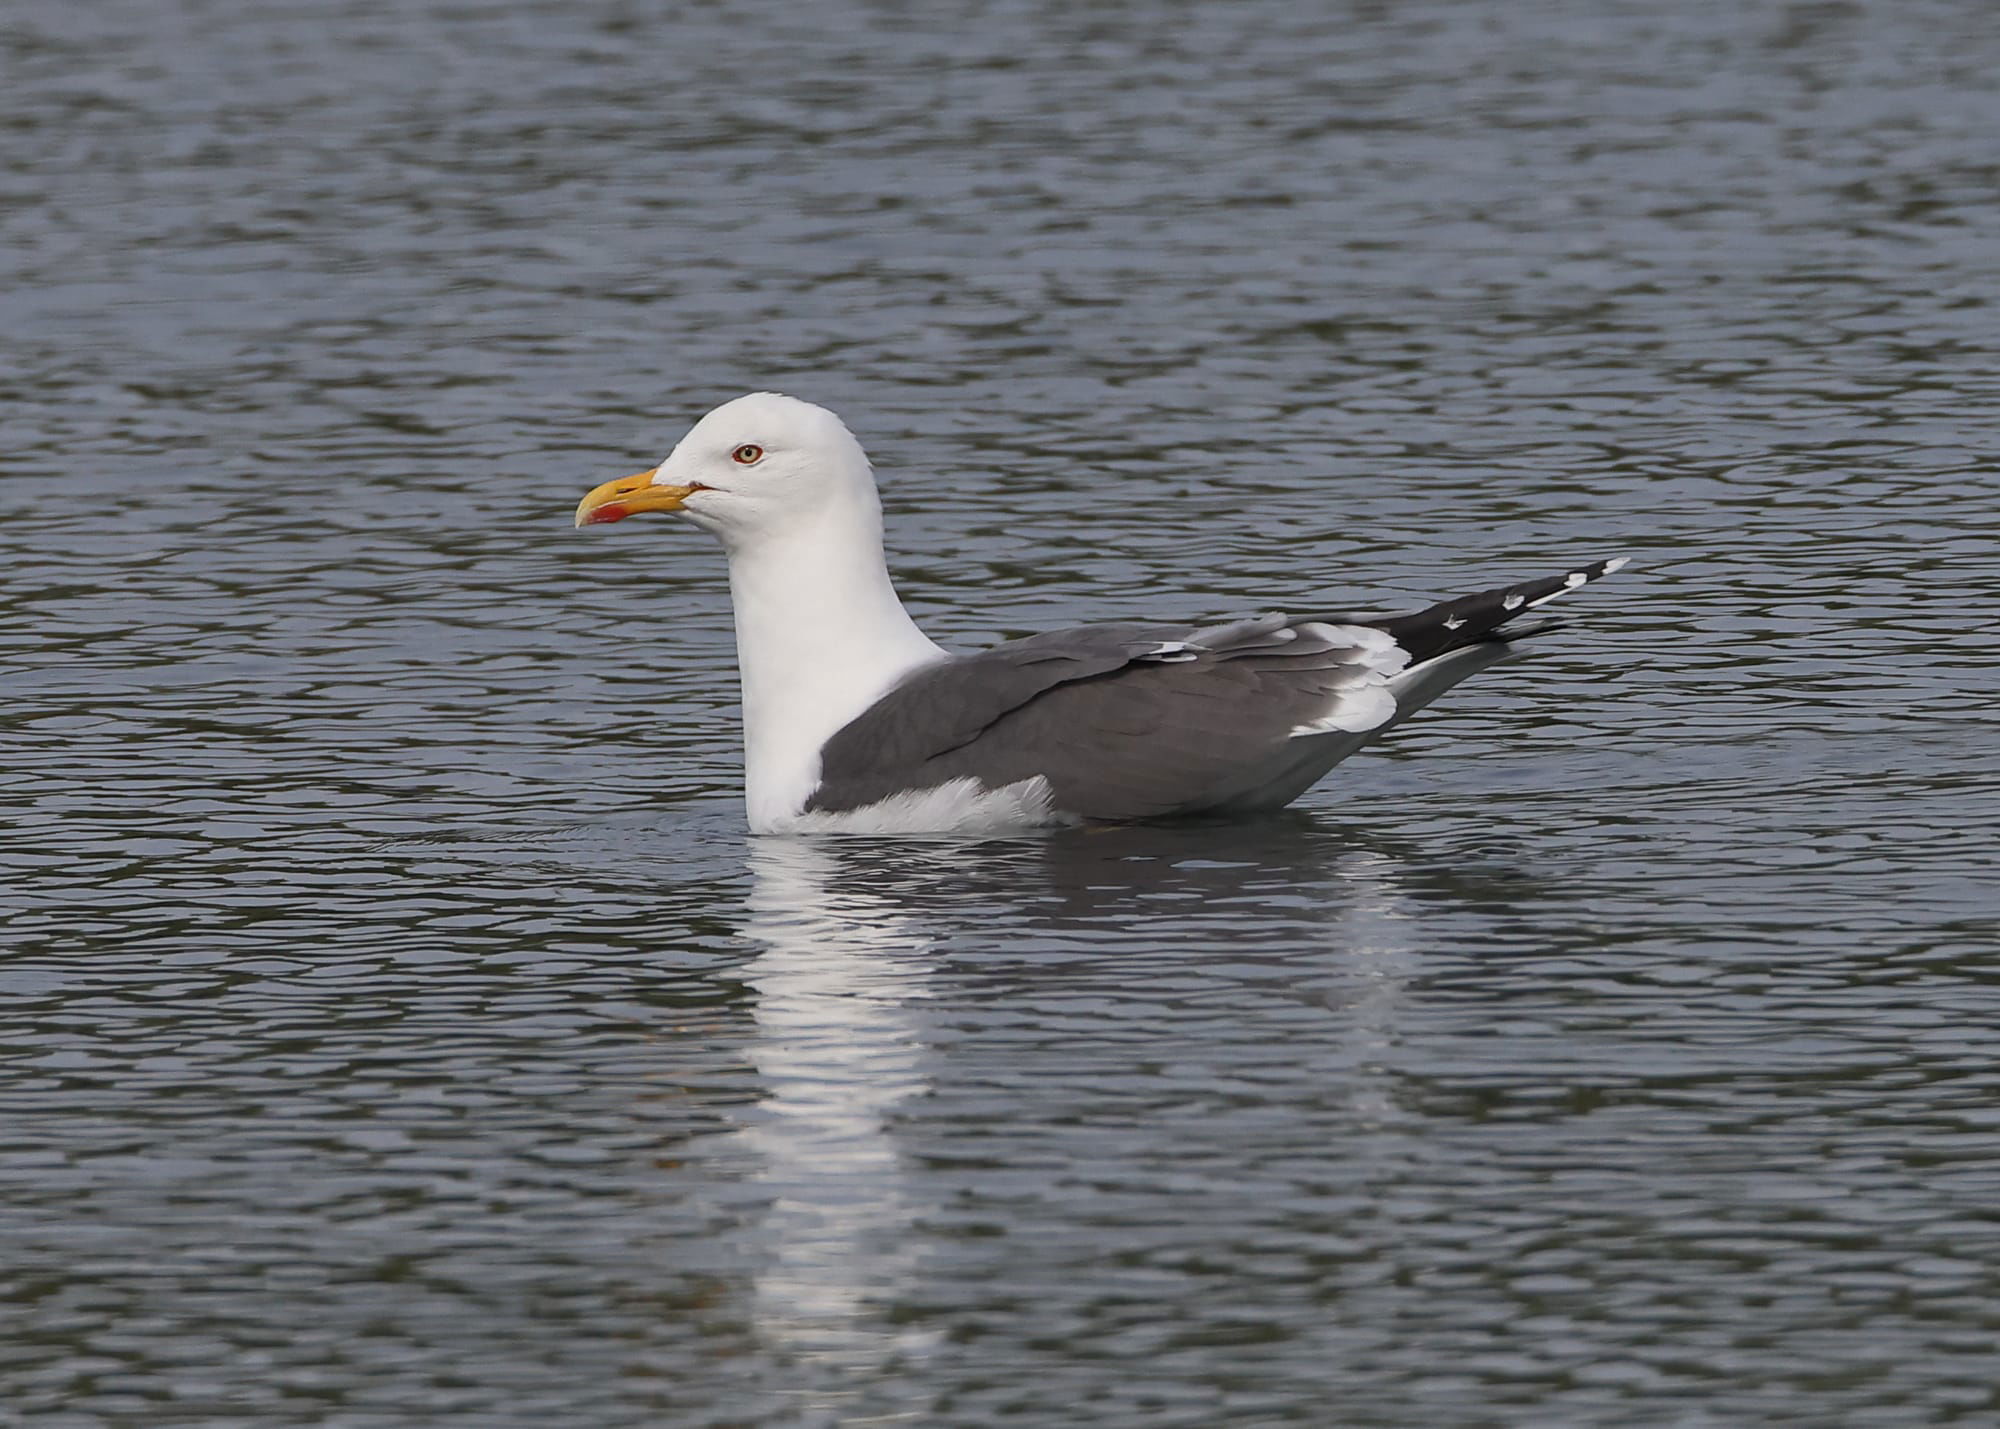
left=724, top=502, right=943, bottom=832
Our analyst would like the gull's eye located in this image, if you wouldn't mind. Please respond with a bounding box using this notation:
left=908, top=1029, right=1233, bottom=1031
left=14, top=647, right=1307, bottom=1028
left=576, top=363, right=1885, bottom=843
left=731, top=443, right=765, bottom=466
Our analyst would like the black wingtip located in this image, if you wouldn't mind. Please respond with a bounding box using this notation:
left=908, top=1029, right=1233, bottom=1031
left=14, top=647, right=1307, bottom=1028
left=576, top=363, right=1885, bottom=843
left=1367, top=556, right=1628, bottom=663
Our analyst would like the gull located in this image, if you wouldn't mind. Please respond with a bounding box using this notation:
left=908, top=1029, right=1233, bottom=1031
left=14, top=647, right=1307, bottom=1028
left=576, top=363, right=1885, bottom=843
left=574, top=393, right=1624, bottom=834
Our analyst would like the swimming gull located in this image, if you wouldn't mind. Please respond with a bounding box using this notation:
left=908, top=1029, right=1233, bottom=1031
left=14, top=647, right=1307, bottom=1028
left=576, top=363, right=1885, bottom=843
left=574, top=392, right=1625, bottom=835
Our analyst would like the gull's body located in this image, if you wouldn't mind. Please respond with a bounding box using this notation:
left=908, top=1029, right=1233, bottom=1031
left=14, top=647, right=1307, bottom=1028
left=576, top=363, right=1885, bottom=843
left=575, top=393, right=1624, bottom=835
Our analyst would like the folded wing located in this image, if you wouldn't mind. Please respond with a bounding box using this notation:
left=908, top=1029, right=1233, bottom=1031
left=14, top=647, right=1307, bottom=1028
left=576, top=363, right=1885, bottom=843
left=806, top=558, right=1625, bottom=822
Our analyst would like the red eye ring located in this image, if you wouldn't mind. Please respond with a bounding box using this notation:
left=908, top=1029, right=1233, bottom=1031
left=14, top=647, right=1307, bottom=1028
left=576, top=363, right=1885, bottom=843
left=731, top=443, right=764, bottom=465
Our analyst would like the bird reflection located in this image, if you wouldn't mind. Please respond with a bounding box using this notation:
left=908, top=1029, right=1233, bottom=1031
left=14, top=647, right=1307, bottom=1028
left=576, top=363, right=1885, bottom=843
left=730, top=835, right=949, bottom=1373
left=724, top=815, right=1558, bottom=1371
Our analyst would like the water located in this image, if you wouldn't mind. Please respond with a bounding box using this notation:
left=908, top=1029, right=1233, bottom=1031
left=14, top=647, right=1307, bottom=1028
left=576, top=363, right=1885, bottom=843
left=5, top=0, right=1999, bottom=1422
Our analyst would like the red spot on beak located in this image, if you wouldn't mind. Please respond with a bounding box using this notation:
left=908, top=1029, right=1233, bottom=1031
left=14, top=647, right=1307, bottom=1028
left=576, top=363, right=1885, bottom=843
left=580, top=502, right=630, bottom=525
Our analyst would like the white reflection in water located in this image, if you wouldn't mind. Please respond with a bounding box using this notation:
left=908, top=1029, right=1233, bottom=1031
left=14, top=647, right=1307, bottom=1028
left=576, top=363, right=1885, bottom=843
left=1325, top=847, right=1418, bottom=1129
left=724, top=827, right=1420, bottom=1380
left=733, top=837, right=942, bottom=1372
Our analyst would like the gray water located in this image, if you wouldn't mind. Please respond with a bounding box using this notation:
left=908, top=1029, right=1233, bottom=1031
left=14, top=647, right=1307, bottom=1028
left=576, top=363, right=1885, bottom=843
left=5, top=1, right=1999, bottom=1424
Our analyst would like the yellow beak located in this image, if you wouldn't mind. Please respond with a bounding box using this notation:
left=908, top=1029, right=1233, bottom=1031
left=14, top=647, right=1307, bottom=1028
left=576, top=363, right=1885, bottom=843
left=574, top=470, right=702, bottom=528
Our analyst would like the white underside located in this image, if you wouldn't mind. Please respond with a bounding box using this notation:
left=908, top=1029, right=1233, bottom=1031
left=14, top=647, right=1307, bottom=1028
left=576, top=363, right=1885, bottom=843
left=763, top=775, right=1073, bottom=836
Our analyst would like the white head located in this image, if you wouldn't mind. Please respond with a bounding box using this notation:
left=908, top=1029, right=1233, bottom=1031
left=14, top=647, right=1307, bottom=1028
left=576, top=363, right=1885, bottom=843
left=573, top=391, right=941, bottom=832
left=574, top=392, right=882, bottom=552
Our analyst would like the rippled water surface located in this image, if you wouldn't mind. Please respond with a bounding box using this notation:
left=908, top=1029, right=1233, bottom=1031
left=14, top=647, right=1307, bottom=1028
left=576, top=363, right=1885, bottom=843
left=6, top=0, right=2000, bottom=1423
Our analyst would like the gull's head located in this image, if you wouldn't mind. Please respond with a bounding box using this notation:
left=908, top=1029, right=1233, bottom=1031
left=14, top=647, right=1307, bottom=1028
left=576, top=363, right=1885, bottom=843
left=573, top=392, right=878, bottom=548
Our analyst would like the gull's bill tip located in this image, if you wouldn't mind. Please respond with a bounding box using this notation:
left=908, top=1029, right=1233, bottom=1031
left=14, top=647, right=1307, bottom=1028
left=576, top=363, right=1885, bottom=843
left=574, top=470, right=695, bottom=527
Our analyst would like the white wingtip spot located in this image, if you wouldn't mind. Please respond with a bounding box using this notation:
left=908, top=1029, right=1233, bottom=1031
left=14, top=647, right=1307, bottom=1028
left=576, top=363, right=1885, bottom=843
left=1442, top=615, right=1465, bottom=630
left=1603, top=556, right=1629, bottom=573
left=1502, top=592, right=1525, bottom=610
left=1564, top=571, right=1587, bottom=588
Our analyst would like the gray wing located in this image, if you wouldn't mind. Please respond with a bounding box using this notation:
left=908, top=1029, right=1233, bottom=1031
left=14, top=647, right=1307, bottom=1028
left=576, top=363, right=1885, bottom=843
left=805, top=558, right=1627, bottom=822
left=806, top=614, right=1410, bottom=820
